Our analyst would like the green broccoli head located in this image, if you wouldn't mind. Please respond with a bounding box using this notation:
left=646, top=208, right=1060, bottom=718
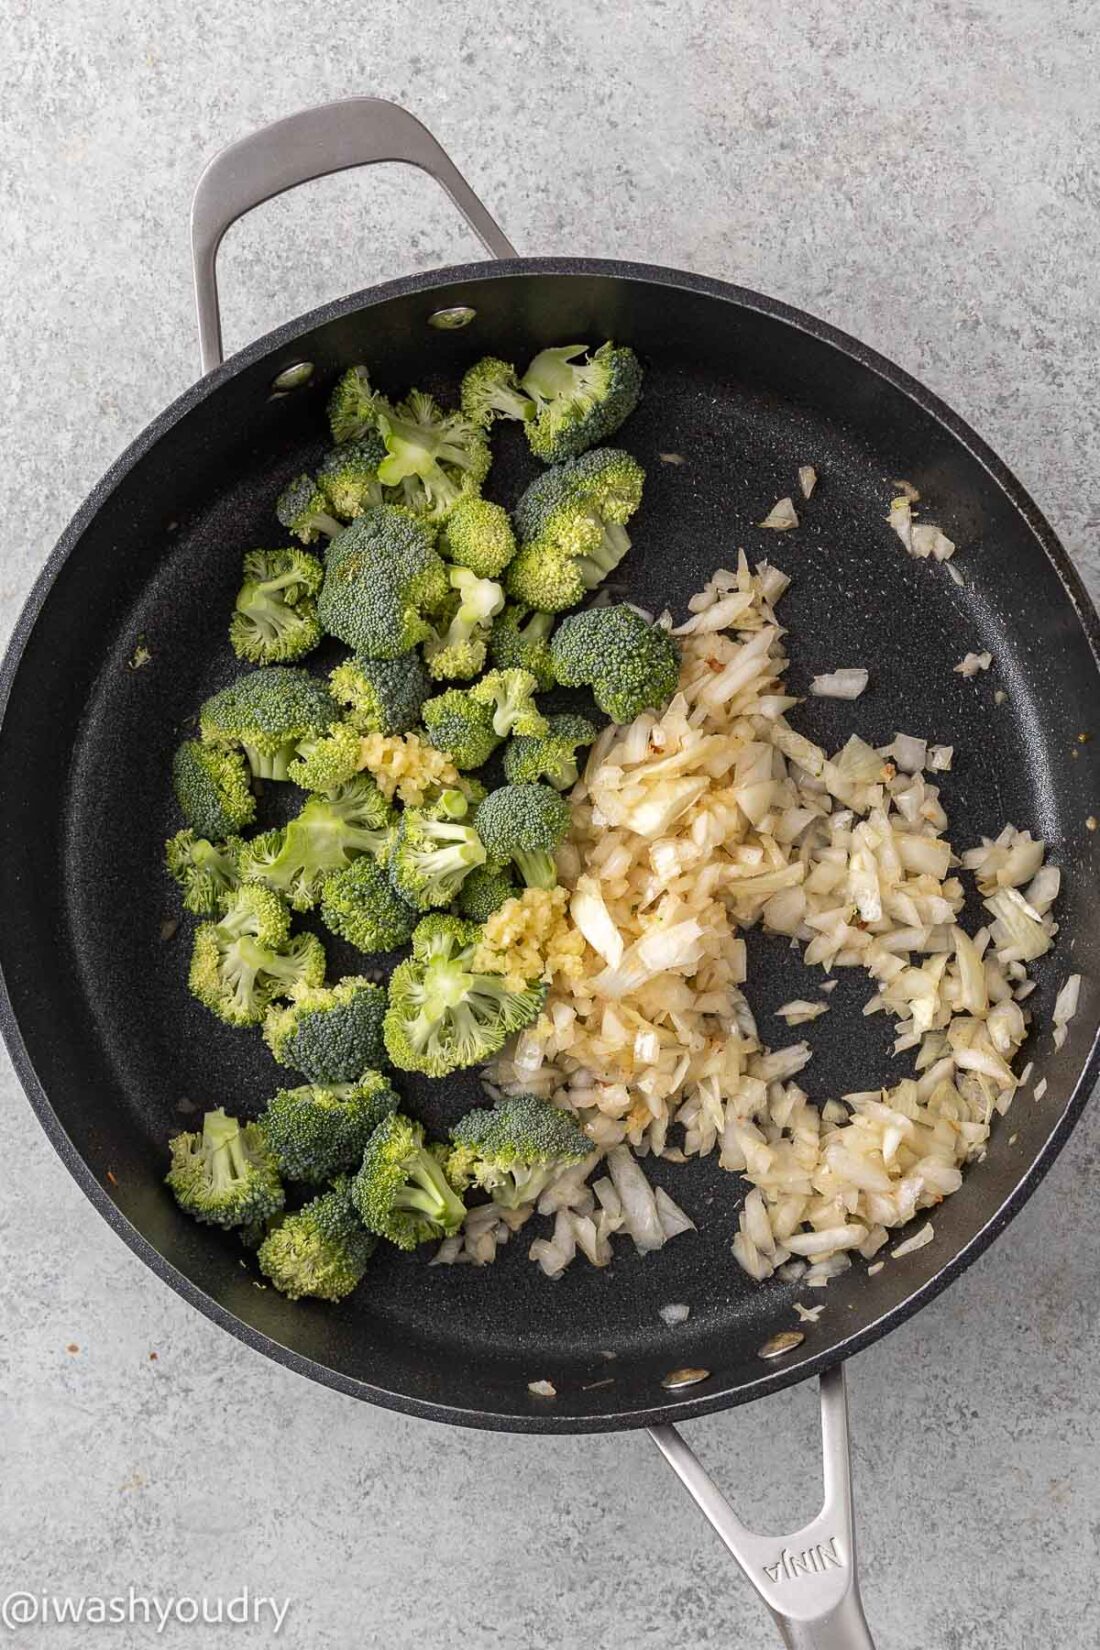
left=199, top=666, right=339, bottom=782
left=521, top=341, right=643, bottom=463
left=172, top=741, right=256, bottom=840
left=438, top=496, right=518, bottom=579
left=506, top=447, right=646, bottom=612
left=328, top=652, right=431, bottom=735
left=188, top=885, right=326, bottom=1026
left=257, top=1176, right=376, bottom=1301
left=166, top=1107, right=285, bottom=1230
left=165, top=829, right=244, bottom=916
left=423, top=566, right=505, bottom=682
left=459, top=356, right=536, bottom=428
left=351, top=1111, right=467, bottom=1249
left=240, top=776, right=395, bottom=910
left=259, top=1071, right=398, bottom=1183
left=262, top=977, right=388, bottom=1082
left=550, top=604, right=681, bottom=725
left=503, top=712, right=599, bottom=790
left=468, top=668, right=549, bottom=739
left=388, top=808, right=487, bottom=912
left=229, top=548, right=324, bottom=665
left=473, top=783, right=571, bottom=889
left=382, top=914, right=545, bottom=1077
left=317, top=507, right=450, bottom=659
left=317, top=434, right=387, bottom=519
left=319, top=855, right=418, bottom=954
left=376, top=390, right=491, bottom=524
left=448, top=1094, right=591, bottom=1209
left=421, top=686, right=501, bottom=771
left=286, top=721, right=364, bottom=792
left=327, top=365, right=389, bottom=445
left=488, top=604, right=558, bottom=691
left=456, top=861, right=519, bottom=923
left=275, top=474, right=344, bottom=544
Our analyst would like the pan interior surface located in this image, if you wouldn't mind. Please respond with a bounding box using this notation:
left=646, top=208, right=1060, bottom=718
left=1, top=265, right=1097, bottom=1430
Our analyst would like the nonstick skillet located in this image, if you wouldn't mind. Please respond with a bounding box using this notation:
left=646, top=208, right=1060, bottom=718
left=1, top=98, right=1097, bottom=1647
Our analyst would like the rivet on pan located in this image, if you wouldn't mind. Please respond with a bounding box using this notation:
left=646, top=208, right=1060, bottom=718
left=428, top=306, right=477, bottom=330
left=758, top=1331, right=805, bottom=1361
left=661, top=1367, right=711, bottom=1390
left=271, top=361, right=315, bottom=392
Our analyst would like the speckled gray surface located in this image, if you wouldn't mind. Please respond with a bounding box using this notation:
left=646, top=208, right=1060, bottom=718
left=1, top=3, right=1099, bottom=1646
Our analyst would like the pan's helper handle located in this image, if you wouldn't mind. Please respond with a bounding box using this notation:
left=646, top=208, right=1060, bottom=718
left=190, top=97, right=518, bottom=373
left=650, top=1367, right=875, bottom=1649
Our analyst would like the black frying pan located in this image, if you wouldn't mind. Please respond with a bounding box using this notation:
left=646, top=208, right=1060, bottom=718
left=2, top=99, right=1097, bottom=1647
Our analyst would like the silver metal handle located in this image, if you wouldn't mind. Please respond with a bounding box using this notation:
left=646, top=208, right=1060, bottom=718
left=190, top=96, right=518, bottom=373
left=650, top=1366, right=875, bottom=1649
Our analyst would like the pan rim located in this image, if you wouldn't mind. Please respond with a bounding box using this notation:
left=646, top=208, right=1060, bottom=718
left=2, top=254, right=1098, bottom=1433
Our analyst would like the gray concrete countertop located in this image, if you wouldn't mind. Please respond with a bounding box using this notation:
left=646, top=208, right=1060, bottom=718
left=1, top=3, right=1098, bottom=1646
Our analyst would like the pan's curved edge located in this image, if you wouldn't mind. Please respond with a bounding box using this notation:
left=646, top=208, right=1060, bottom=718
left=2, top=255, right=1098, bottom=1434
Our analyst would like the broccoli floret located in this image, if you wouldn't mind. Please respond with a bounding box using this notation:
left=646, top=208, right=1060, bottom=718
left=488, top=603, right=557, bottom=691
left=260, top=1070, right=398, bottom=1182
left=506, top=448, right=646, bottom=612
left=438, top=496, right=518, bottom=579
left=423, top=567, right=505, bottom=682
left=376, top=390, right=491, bottom=523
left=166, top=1107, right=285, bottom=1230
left=240, top=776, right=395, bottom=910
left=258, top=1176, right=376, bottom=1301
left=388, top=808, right=487, bottom=911
left=382, top=914, right=545, bottom=1077
left=328, top=364, right=389, bottom=445
left=449, top=1094, right=590, bottom=1209
left=286, top=721, right=364, bottom=792
left=421, top=687, right=501, bottom=771
left=320, top=855, right=418, bottom=953
left=473, top=783, right=571, bottom=890
left=317, top=434, right=387, bottom=519
left=327, top=652, right=431, bottom=736
left=427, top=780, right=485, bottom=820
left=262, top=977, right=388, bottom=1082
left=317, top=507, right=450, bottom=659
left=199, top=666, right=338, bottom=782
left=550, top=604, right=681, bottom=725
left=468, top=668, right=549, bottom=739
left=456, top=861, right=518, bottom=923
left=459, top=356, right=536, bottom=428
left=228, top=548, right=324, bottom=665
left=351, top=1110, right=467, bottom=1249
left=503, top=712, right=599, bottom=790
left=189, top=885, right=325, bottom=1026
left=275, top=474, right=344, bottom=544
left=172, top=741, right=256, bottom=839
left=165, top=829, right=244, bottom=916
left=521, top=341, right=643, bottom=463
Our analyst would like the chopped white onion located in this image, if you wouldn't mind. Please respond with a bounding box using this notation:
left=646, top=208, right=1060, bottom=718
left=892, top=1223, right=934, bottom=1258
left=955, top=651, right=992, bottom=677
left=759, top=497, right=799, bottom=530
left=798, top=465, right=818, bottom=500
left=1052, top=972, right=1081, bottom=1050
left=659, top=1303, right=691, bottom=1326
left=810, top=668, right=869, bottom=700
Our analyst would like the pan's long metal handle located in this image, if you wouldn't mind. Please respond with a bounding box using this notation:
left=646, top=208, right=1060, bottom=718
left=190, top=97, right=518, bottom=373
left=650, top=1367, right=875, bottom=1649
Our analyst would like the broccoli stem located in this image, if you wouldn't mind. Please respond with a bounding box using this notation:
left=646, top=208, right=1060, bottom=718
left=514, top=849, right=557, bottom=889
left=242, top=742, right=297, bottom=783
left=395, top=1151, right=465, bottom=1226
left=577, top=523, right=631, bottom=589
